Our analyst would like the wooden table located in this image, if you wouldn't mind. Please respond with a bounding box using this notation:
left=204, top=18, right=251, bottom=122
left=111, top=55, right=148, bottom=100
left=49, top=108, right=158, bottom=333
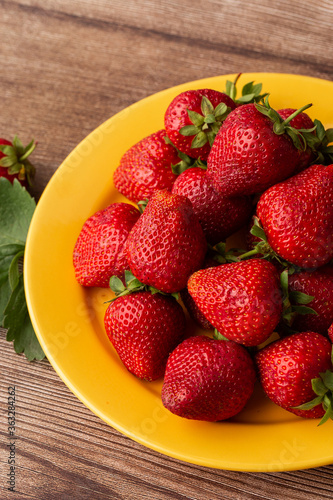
left=1, top=1, right=333, bottom=498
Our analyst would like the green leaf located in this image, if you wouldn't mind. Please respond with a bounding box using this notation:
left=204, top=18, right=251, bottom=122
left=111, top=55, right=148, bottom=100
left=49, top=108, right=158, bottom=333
left=204, top=113, right=216, bottom=124
left=318, top=401, right=333, bottom=426
left=213, top=329, right=229, bottom=341
left=320, top=370, right=333, bottom=391
left=214, top=102, right=228, bottom=117
left=312, top=376, right=328, bottom=396
left=314, top=119, right=326, bottom=141
left=289, top=290, right=314, bottom=305
left=250, top=219, right=267, bottom=242
left=294, top=395, right=323, bottom=410
left=8, top=250, right=24, bottom=291
left=12, top=135, right=24, bottom=155
left=180, top=125, right=200, bottom=137
left=187, top=109, right=205, bottom=127
left=109, top=275, right=126, bottom=294
left=280, top=269, right=289, bottom=297
left=3, top=275, right=45, bottom=361
left=201, top=96, right=214, bottom=116
left=292, top=305, right=318, bottom=315
left=191, top=131, right=208, bottom=149
left=0, top=178, right=36, bottom=246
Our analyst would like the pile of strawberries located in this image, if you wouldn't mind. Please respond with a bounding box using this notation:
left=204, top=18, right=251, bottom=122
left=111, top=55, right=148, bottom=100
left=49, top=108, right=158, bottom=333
left=73, top=75, right=333, bottom=425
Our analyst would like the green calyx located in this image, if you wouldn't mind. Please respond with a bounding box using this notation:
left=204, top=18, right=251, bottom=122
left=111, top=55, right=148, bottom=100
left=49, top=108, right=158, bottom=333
left=0, top=136, right=37, bottom=186
left=279, top=268, right=317, bottom=328
left=108, top=270, right=179, bottom=302
left=208, top=241, right=245, bottom=264
left=293, top=348, right=333, bottom=426
left=238, top=217, right=278, bottom=262
left=308, top=119, right=333, bottom=165
left=224, top=73, right=268, bottom=104
left=179, top=96, right=232, bottom=149
left=164, top=136, right=207, bottom=174
left=213, top=329, right=229, bottom=341
left=255, top=96, right=314, bottom=151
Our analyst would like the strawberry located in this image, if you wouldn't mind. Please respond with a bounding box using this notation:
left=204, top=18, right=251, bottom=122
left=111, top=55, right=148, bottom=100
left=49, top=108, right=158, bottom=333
left=161, top=335, right=256, bottom=421
left=255, top=331, right=333, bottom=423
left=104, top=289, right=186, bottom=381
left=164, top=89, right=236, bottom=161
left=171, top=166, right=252, bottom=245
left=328, top=323, right=333, bottom=343
left=126, top=189, right=207, bottom=293
left=187, top=259, right=283, bottom=346
left=206, top=99, right=314, bottom=196
left=256, top=164, right=333, bottom=269
left=0, top=136, right=36, bottom=187
left=73, top=202, right=140, bottom=287
left=113, top=130, right=181, bottom=203
left=287, top=266, right=333, bottom=335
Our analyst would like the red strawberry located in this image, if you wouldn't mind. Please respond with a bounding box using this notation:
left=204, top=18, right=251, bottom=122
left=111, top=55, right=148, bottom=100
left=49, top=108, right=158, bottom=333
left=206, top=100, right=314, bottom=196
left=164, top=89, right=236, bottom=161
left=161, top=335, right=256, bottom=421
left=73, top=203, right=140, bottom=287
left=126, top=190, right=207, bottom=293
left=104, top=290, right=186, bottom=381
left=187, top=259, right=282, bottom=346
left=328, top=323, right=333, bottom=343
left=0, top=136, right=36, bottom=187
left=277, top=108, right=315, bottom=172
left=113, top=130, right=181, bottom=203
left=255, top=331, right=333, bottom=422
left=287, top=266, right=333, bottom=335
left=256, top=164, right=333, bottom=269
left=171, top=166, right=252, bottom=245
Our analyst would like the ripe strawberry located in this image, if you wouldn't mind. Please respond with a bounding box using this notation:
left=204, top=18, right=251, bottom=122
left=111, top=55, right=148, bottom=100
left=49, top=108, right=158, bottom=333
left=255, top=331, right=333, bottom=422
left=328, top=323, right=333, bottom=343
left=256, top=164, right=333, bottom=269
left=73, top=203, right=140, bottom=287
left=104, top=290, right=186, bottom=381
left=287, top=266, right=333, bottom=335
left=0, top=136, right=36, bottom=187
left=164, top=89, right=236, bottom=161
left=187, top=259, right=283, bottom=346
left=126, top=189, right=207, bottom=293
left=206, top=99, right=314, bottom=196
left=113, top=130, right=181, bottom=203
left=171, top=166, right=252, bottom=245
left=161, top=335, right=256, bottom=421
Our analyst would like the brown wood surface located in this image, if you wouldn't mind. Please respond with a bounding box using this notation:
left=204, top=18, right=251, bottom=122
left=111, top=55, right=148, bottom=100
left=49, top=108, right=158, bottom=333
left=1, top=1, right=333, bottom=498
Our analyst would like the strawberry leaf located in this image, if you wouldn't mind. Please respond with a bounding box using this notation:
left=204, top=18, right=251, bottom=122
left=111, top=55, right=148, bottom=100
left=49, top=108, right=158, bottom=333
left=4, top=274, right=45, bottom=361
left=288, top=290, right=314, bottom=304
left=0, top=178, right=44, bottom=361
left=180, top=125, right=200, bottom=137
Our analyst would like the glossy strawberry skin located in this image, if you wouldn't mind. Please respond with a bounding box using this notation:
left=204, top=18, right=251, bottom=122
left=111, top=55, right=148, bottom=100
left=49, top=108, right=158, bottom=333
left=171, top=167, right=252, bottom=245
left=126, top=190, right=207, bottom=293
left=161, top=335, right=256, bottom=421
left=256, top=164, right=333, bottom=269
left=288, top=266, right=333, bottom=335
left=277, top=108, right=315, bottom=173
left=206, top=103, right=302, bottom=196
left=73, top=203, right=140, bottom=287
left=113, top=129, right=179, bottom=203
left=164, top=89, right=236, bottom=161
left=256, top=331, right=333, bottom=418
left=104, top=291, right=186, bottom=381
left=187, top=259, right=282, bottom=346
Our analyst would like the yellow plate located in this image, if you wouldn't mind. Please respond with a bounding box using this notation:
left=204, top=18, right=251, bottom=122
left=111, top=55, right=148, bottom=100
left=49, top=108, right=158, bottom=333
left=25, top=73, right=333, bottom=472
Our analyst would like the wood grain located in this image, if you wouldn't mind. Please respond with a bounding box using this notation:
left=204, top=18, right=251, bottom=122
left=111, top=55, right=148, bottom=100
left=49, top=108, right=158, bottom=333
left=1, top=0, right=333, bottom=498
